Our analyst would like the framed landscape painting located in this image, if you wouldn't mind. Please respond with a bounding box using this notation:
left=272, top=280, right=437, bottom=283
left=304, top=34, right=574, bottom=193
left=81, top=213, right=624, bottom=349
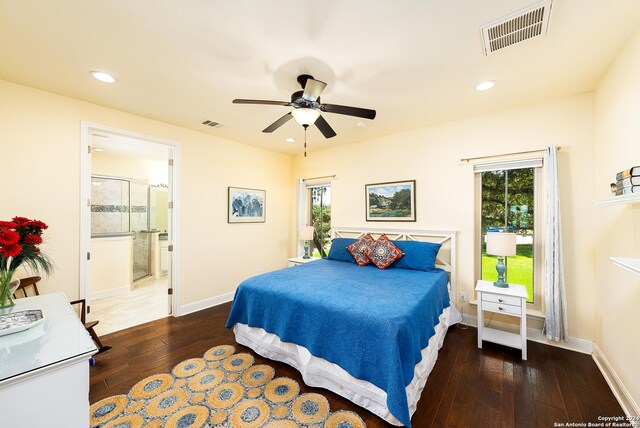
left=366, top=180, right=416, bottom=222
left=228, top=187, right=266, bottom=223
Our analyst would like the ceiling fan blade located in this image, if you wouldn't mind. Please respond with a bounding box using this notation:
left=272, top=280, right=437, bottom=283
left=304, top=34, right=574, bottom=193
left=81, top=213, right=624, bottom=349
left=314, top=115, right=337, bottom=139
left=321, top=103, right=376, bottom=120
left=233, top=99, right=290, bottom=106
left=262, top=112, right=293, bottom=133
left=302, top=78, right=327, bottom=102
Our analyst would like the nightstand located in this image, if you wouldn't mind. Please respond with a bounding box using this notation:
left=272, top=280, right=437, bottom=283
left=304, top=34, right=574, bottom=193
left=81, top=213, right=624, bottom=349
left=476, top=280, right=529, bottom=360
left=287, top=256, right=317, bottom=267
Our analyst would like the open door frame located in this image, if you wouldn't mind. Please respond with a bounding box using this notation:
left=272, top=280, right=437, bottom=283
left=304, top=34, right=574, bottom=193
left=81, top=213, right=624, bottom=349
left=79, top=122, right=181, bottom=319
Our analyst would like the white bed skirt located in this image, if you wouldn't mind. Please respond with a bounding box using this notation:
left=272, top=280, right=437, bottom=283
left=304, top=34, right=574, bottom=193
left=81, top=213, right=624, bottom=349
left=233, top=301, right=461, bottom=426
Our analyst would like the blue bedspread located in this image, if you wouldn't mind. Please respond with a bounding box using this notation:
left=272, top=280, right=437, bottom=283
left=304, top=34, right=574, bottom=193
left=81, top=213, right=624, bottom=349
left=226, top=258, right=451, bottom=427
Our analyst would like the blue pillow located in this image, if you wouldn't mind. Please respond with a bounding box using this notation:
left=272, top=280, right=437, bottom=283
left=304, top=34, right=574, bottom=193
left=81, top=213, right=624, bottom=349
left=390, top=240, right=441, bottom=272
left=327, top=238, right=357, bottom=263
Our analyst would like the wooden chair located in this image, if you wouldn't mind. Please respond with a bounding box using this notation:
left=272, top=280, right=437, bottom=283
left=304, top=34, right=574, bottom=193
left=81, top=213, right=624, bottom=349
left=12, top=275, right=41, bottom=298
left=69, top=298, right=112, bottom=354
left=13, top=276, right=111, bottom=354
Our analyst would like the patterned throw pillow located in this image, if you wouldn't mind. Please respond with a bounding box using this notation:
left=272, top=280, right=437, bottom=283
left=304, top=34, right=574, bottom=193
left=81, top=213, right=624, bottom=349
left=347, top=234, right=375, bottom=266
left=365, top=234, right=404, bottom=269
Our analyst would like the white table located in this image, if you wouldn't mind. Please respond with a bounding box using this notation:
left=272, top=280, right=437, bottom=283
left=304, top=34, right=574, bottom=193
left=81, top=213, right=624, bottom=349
left=287, top=256, right=319, bottom=267
left=0, top=292, right=98, bottom=427
left=476, top=280, right=529, bottom=360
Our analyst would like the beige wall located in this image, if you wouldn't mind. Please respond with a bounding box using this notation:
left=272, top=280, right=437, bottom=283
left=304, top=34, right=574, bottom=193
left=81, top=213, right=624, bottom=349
left=292, top=93, right=596, bottom=341
left=92, top=152, right=168, bottom=185
left=0, top=79, right=292, bottom=308
left=594, top=28, right=640, bottom=411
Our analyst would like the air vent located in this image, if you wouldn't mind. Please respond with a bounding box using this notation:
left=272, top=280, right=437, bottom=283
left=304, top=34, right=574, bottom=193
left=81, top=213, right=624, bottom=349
left=201, top=120, right=223, bottom=128
left=481, top=0, right=552, bottom=55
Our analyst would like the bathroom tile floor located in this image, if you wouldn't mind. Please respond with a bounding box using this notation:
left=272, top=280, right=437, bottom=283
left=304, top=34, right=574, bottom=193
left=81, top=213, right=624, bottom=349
left=91, top=277, right=169, bottom=336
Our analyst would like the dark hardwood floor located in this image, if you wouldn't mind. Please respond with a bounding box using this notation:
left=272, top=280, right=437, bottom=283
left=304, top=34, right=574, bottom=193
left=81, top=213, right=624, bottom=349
left=90, top=302, right=625, bottom=427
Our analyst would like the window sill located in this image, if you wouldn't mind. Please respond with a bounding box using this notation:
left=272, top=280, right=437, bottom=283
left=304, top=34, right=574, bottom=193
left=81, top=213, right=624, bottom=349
left=468, top=299, right=545, bottom=320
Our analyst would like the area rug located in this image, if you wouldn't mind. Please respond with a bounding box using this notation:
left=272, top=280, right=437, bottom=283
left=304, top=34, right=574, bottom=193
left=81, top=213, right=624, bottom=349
left=90, top=344, right=367, bottom=428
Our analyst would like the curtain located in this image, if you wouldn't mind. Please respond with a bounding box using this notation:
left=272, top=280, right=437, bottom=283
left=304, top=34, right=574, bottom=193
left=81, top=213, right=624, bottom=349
left=296, top=178, right=308, bottom=257
left=544, top=145, right=568, bottom=341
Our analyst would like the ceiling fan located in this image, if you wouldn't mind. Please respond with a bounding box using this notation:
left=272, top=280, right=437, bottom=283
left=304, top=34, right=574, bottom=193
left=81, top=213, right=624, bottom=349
left=232, top=74, right=376, bottom=140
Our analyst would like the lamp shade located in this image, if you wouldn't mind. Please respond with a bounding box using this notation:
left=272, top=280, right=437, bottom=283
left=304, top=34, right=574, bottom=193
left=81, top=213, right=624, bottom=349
left=486, top=232, right=516, bottom=256
left=291, top=108, right=320, bottom=126
left=300, top=226, right=315, bottom=241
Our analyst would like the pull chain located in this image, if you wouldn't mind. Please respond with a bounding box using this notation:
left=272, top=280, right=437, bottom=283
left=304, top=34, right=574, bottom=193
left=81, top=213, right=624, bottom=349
left=303, top=125, right=308, bottom=157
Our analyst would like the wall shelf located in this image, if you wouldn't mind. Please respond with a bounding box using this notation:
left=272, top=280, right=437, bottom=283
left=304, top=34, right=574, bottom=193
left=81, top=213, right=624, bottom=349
left=593, top=193, right=640, bottom=206
left=609, top=257, right=640, bottom=276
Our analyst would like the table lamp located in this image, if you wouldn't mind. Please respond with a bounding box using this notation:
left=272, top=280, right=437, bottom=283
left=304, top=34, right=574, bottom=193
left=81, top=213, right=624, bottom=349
left=300, top=226, right=315, bottom=259
left=486, top=232, right=516, bottom=288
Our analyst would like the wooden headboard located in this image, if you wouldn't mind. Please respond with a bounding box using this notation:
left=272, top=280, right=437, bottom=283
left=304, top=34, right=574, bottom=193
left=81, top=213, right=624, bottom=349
left=331, top=227, right=458, bottom=299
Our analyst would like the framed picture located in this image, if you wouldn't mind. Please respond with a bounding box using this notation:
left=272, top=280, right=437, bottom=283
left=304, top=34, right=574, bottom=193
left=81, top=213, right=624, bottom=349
left=365, top=180, right=416, bottom=222
left=228, top=187, right=266, bottom=223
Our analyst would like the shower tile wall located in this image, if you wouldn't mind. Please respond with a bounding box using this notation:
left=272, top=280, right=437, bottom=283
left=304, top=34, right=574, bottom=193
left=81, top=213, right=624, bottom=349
left=91, top=178, right=129, bottom=234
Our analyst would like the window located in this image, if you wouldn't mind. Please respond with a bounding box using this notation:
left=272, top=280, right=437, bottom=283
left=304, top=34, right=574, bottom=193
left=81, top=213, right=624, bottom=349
left=308, top=185, right=331, bottom=257
left=476, top=159, right=543, bottom=305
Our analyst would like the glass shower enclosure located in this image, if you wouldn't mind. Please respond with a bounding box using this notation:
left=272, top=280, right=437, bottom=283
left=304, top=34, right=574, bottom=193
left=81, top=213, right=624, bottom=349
left=130, top=182, right=151, bottom=282
left=91, top=176, right=152, bottom=283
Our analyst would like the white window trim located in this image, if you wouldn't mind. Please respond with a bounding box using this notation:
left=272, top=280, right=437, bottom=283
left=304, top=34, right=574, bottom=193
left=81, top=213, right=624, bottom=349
left=473, top=157, right=543, bottom=172
left=474, top=158, right=545, bottom=311
left=296, top=179, right=332, bottom=257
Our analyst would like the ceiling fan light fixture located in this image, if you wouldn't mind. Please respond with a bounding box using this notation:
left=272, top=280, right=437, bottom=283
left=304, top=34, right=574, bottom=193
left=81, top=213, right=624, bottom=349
left=291, top=108, right=320, bottom=126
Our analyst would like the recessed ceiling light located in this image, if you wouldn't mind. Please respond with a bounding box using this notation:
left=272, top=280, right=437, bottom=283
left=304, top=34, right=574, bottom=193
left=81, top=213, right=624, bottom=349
left=91, top=71, right=117, bottom=83
left=93, top=148, right=105, bottom=152
left=475, top=80, right=496, bottom=91
left=355, top=121, right=365, bottom=128
left=285, top=137, right=296, bottom=143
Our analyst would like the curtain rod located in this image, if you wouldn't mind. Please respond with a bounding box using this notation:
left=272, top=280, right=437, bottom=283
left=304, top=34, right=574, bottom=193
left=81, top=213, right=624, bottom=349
left=460, top=146, right=561, bottom=163
left=303, top=174, right=336, bottom=182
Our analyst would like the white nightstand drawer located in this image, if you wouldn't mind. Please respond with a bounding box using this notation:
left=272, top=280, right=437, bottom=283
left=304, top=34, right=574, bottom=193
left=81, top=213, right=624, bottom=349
left=481, top=293, right=522, bottom=306
left=482, top=301, right=522, bottom=317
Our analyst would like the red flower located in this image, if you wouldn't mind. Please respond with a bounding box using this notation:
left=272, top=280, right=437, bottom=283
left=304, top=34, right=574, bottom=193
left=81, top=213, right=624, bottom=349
left=28, top=220, right=48, bottom=230
left=24, top=234, right=43, bottom=245
left=0, top=229, right=20, bottom=245
left=11, top=217, right=30, bottom=227
left=0, top=221, right=16, bottom=230
left=0, top=243, right=22, bottom=258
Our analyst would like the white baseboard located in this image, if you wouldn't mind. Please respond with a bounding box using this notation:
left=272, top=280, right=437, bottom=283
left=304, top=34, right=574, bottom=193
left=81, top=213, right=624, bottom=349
left=178, top=291, right=234, bottom=316
left=91, top=285, right=130, bottom=300
left=592, top=343, right=640, bottom=417
left=461, top=312, right=593, bottom=354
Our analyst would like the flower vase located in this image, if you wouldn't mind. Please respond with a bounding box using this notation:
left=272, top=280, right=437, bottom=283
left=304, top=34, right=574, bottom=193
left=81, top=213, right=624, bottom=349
left=0, top=271, right=18, bottom=309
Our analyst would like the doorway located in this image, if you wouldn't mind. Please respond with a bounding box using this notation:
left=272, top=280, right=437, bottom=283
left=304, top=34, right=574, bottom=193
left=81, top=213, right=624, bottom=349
left=80, top=123, right=180, bottom=335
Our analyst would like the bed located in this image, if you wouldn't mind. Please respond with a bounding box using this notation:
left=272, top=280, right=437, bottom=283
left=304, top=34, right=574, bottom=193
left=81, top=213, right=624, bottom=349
left=226, top=228, right=460, bottom=427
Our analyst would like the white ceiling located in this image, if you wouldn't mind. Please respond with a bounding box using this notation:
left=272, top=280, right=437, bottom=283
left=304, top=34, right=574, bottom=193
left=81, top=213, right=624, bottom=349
left=2, top=0, right=640, bottom=155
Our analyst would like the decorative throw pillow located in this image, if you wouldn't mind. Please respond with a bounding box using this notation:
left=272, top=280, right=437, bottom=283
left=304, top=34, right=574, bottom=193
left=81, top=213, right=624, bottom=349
left=346, top=234, right=375, bottom=266
left=365, top=234, right=404, bottom=269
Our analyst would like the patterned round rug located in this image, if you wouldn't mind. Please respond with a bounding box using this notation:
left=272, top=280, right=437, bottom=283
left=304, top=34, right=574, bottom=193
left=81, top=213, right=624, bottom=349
left=90, top=345, right=367, bottom=428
